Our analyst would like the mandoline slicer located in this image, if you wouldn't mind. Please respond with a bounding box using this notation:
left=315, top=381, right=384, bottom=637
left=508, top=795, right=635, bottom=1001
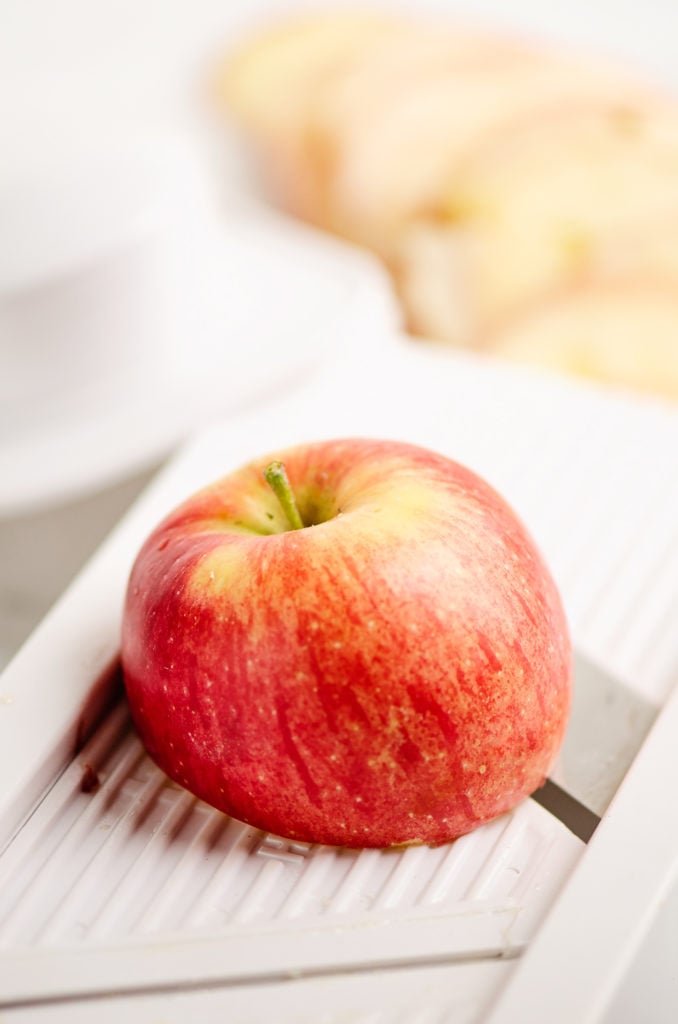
left=1, top=334, right=678, bottom=1024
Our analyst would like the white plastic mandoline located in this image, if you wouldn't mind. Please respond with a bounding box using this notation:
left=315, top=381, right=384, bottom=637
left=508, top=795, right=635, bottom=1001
left=2, top=331, right=678, bottom=1023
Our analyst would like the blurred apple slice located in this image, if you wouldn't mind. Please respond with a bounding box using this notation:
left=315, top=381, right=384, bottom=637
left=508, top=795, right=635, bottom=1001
left=214, top=9, right=410, bottom=217
left=215, top=10, right=678, bottom=408
left=394, top=209, right=678, bottom=348
left=418, top=101, right=678, bottom=338
left=483, top=278, right=678, bottom=400
left=304, top=26, right=538, bottom=227
left=323, top=59, right=658, bottom=253
left=217, top=9, right=407, bottom=136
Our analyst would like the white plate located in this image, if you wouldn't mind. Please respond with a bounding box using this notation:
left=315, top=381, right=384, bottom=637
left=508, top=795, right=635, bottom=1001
left=0, top=210, right=399, bottom=517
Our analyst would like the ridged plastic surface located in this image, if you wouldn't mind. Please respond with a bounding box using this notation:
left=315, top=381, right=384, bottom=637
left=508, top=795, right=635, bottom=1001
left=0, top=695, right=580, bottom=1002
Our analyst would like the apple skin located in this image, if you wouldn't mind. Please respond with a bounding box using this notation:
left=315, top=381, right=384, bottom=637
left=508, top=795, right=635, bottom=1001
left=121, top=437, right=571, bottom=848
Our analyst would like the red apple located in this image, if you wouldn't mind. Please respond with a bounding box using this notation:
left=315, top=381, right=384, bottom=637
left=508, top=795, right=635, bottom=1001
left=121, top=437, right=571, bottom=847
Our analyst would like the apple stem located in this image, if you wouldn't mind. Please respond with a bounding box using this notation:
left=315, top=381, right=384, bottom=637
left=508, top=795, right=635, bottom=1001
left=264, top=461, right=305, bottom=530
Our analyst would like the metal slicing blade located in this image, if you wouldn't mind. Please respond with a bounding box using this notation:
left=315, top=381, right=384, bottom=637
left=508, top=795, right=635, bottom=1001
left=533, top=650, right=658, bottom=841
